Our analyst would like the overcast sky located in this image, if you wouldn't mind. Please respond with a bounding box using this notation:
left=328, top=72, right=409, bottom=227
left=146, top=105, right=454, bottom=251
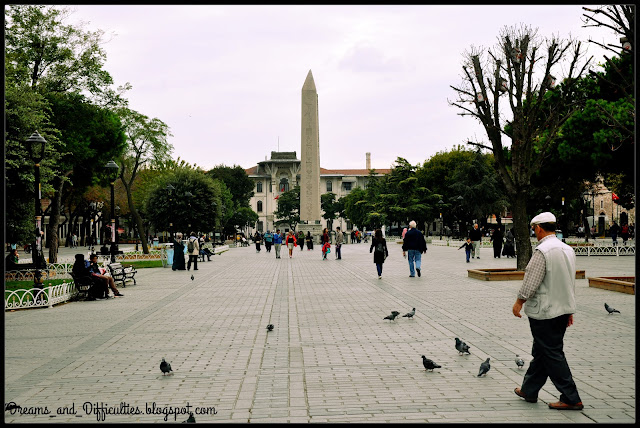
left=67, top=4, right=614, bottom=171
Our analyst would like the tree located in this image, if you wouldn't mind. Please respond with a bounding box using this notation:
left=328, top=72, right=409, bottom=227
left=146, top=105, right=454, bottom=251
left=206, top=165, right=254, bottom=206
left=144, top=169, right=222, bottom=235
left=321, top=192, right=339, bottom=229
left=274, top=186, right=300, bottom=231
left=342, top=187, right=370, bottom=231
left=117, top=107, right=173, bottom=253
left=450, top=25, right=592, bottom=269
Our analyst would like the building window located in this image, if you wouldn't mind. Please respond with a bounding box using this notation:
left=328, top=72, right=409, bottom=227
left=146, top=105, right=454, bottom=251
left=343, top=182, right=352, bottom=191
left=346, top=221, right=353, bottom=230
left=269, top=182, right=272, bottom=193
left=600, top=200, right=603, bottom=209
left=326, top=180, right=332, bottom=192
left=257, top=182, right=263, bottom=193
left=257, top=221, right=263, bottom=232
left=279, top=178, right=289, bottom=192
left=257, top=201, right=263, bottom=212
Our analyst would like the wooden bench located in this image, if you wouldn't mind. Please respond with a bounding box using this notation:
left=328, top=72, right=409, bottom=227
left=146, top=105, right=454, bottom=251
left=107, top=262, right=137, bottom=287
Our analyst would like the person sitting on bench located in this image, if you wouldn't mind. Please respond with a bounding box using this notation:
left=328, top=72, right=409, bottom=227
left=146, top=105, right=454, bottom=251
left=72, top=254, right=108, bottom=300
left=88, top=254, right=124, bottom=297
left=5, top=248, right=19, bottom=270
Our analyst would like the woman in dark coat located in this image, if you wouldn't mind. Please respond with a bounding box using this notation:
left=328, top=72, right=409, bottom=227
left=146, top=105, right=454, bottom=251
left=490, top=227, right=504, bottom=258
left=369, top=229, right=389, bottom=279
left=305, top=231, right=314, bottom=250
left=502, top=229, right=516, bottom=258
left=172, top=233, right=186, bottom=270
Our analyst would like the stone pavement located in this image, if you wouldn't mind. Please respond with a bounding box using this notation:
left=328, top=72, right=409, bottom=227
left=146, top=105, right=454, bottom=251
left=4, top=241, right=635, bottom=423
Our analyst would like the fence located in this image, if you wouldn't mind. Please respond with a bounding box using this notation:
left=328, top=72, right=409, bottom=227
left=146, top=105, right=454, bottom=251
left=5, top=281, right=77, bottom=310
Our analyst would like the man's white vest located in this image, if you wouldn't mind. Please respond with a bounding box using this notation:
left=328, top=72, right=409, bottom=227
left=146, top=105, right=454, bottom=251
left=524, top=236, right=577, bottom=320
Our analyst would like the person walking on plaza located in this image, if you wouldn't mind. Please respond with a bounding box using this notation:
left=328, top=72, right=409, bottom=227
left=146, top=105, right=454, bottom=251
left=172, top=232, right=186, bottom=271
left=273, top=229, right=283, bottom=258
left=298, top=230, right=306, bottom=251
left=402, top=220, right=427, bottom=277
left=285, top=230, right=297, bottom=258
left=620, top=223, right=629, bottom=245
left=321, top=228, right=330, bottom=260
left=470, top=223, right=482, bottom=259
left=72, top=233, right=78, bottom=248
left=253, top=231, right=262, bottom=253
left=370, top=229, right=389, bottom=279
left=491, top=227, right=504, bottom=258
left=335, top=226, right=343, bottom=259
left=187, top=232, right=199, bottom=271
left=503, top=229, right=516, bottom=258
left=609, top=221, right=620, bottom=246
left=512, top=212, right=583, bottom=411
left=264, top=230, right=273, bottom=252
left=458, top=237, right=473, bottom=263
left=305, top=231, right=314, bottom=250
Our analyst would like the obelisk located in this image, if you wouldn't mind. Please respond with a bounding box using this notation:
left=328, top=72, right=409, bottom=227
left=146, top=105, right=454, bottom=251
left=300, top=70, right=322, bottom=223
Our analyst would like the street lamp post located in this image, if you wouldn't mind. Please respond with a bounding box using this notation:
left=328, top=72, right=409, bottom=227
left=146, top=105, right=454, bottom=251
left=105, top=160, right=120, bottom=262
left=27, top=131, right=47, bottom=297
left=438, top=199, right=444, bottom=240
left=456, top=195, right=464, bottom=239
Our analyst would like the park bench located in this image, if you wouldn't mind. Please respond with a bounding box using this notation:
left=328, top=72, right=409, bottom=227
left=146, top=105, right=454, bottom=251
left=107, top=262, right=137, bottom=287
left=69, top=272, right=95, bottom=300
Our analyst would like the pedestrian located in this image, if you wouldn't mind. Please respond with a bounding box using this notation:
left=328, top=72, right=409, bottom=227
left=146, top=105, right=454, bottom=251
left=401, top=227, right=408, bottom=239
left=298, top=230, right=306, bottom=251
left=321, top=228, right=330, bottom=260
left=491, top=227, right=504, bottom=258
left=305, top=231, right=314, bottom=250
left=620, top=223, right=629, bottom=245
left=264, top=230, right=273, bottom=252
left=285, top=230, right=297, bottom=258
left=470, top=223, right=482, bottom=259
left=512, top=212, right=583, bottom=410
left=503, top=229, right=516, bottom=258
left=5, top=248, right=19, bottom=270
left=351, top=230, right=356, bottom=244
left=88, top=253, right=124, bottom=297
left=402, top=220, right=427, bottom=277
left=72, top=233, right=78, bottom=248
left=458, top=237, right=473, bottom=263
left=273, top=228, right=283, bottom=259
left=370, top=229, right=389, bottom=279
left=335, top=226, right=343, bottom=259
left=187, top=231, right=199, bottom=271
left=609, top=221, right=620, bottom=246
left=254, top=231, right=262, bottom=253
left=172, top=232, right=186, bottom=270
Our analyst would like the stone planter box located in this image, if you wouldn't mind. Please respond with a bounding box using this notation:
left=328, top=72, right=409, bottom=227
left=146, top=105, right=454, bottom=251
left=588, top=276, right=635, bottom=295
left=468, top=268, right=585, bottom=281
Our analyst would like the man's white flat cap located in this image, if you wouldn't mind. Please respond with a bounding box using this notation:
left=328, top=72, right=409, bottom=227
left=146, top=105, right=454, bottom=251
left=530, top=212, right=556, bottom=225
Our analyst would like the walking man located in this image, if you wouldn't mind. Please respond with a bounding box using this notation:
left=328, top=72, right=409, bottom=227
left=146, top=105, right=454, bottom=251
left=187, top=231, right=199, bottom=271
left=335, top=226, right=343, bottom=259
left=273, top=229, right=283, bottom=259
left=512, top=212, right=583, bottom=410
left=402, top=220, right=427, bottom=277
left=470, top=223, right=482, bottom=259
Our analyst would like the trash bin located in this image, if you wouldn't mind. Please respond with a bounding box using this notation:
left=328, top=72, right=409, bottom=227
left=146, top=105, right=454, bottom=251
left=555, top=230, right=563, bottom=239
left=166, top=248, right=174, bottom=267
left=153, top=238, right=159, bottom=247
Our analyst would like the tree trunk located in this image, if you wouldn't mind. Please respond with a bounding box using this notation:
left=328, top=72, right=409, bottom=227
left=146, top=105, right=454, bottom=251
left=122, top=181, right=149, bottom=254
left=47, top=179, right=65, bottom=264
left=512, top=191, right=533, bottom=270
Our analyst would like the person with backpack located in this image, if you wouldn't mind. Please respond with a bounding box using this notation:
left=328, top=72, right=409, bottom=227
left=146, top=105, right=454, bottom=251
left=370, top=229, right=389, bottom=279
left=187, top=232, right=199, bottom=271
left=402, top=220, right=427, bottom=277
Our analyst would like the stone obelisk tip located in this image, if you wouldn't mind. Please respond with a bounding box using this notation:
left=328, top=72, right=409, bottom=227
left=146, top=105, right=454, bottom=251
left=302, top=70, right=316, bottom=91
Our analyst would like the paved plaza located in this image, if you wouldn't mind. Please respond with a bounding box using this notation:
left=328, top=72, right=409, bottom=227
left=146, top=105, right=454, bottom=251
left=4, top=241, right=636, bottom=423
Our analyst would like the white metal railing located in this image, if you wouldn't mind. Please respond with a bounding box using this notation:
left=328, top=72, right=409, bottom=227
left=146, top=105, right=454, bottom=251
left=5, top=281, right=77, bottom=310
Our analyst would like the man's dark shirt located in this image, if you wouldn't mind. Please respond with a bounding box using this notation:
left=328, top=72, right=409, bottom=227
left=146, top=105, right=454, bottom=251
left=470, top=228, right=482, bottom=241
left=402, top=228, right=427, bottom=253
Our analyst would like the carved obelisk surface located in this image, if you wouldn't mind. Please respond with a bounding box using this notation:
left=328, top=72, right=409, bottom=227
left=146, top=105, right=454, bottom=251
left=300, top=70, right=322, bottom=223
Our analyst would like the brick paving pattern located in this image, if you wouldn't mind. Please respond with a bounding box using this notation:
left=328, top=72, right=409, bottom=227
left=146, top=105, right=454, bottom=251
left=4, top=242, right=635, bottom=423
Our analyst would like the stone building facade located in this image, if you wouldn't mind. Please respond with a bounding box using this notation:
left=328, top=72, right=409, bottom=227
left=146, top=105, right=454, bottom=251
left=245, top=151, right=390, bottom=234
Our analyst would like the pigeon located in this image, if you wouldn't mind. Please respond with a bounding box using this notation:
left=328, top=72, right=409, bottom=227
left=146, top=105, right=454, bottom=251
left=421, top=355, right=441, bottom=371
left=160, top=358, right=173, bottom=376
left=403, top=308, right=416, bottom=319
left=384, top=311, right=399, bottom=322
left=478, top=358, right=491, bottom=376
left=266, top=324, right=274, bottom=331
left=604, top=303, right=620, bottom=314
left=455, top=338, right=471, bottom=355
left=182, top=412, right=196, bottom=423
left=191, top=275, right=194, bottom=281
left=515, top=355, right=525, bottom=369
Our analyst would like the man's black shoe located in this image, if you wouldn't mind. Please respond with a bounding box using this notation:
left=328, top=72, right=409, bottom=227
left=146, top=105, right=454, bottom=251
left=417, top=268, right=421, bottom=277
